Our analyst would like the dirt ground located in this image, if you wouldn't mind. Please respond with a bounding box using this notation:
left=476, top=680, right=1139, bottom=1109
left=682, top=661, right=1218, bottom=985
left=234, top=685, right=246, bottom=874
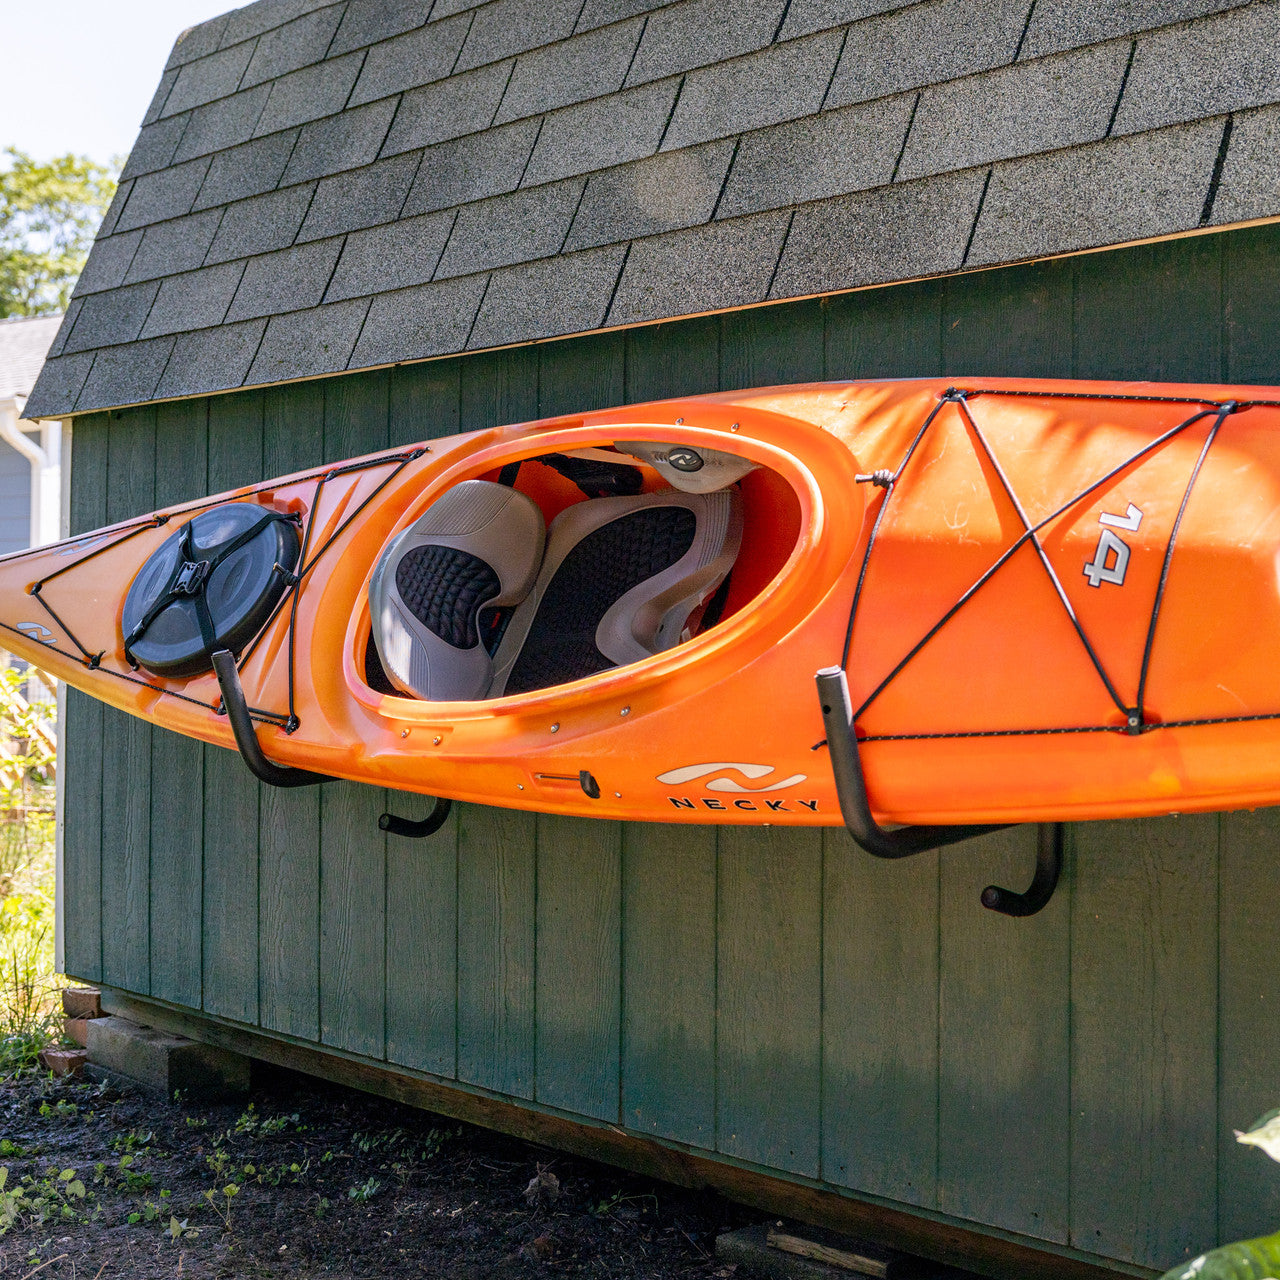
left=0, top=1062, right=755, bottom=1279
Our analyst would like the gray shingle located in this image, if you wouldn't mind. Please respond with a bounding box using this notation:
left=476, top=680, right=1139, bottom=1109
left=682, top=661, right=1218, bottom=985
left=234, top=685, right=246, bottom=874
left=769, top=167, right=987, bottom=298
left=115, top=158, right=212, bottom=232
left=1020, top=0, right=1250, bottom=61
left=23, top=352, right=96, bottom=420
left=897, top=40, right=1131, bottom=182
left=1112, top=4, right=1280, bottom=137
left=779, top=0, right=910, bottom=41
left=661, top=28, right=845, bottom=152
left=226, top=239, right=346, bottom=322
left=193, top=131, right=300, bottom=209
left=494, top=18, right=644, bottom=124
left=142, top=69, right=179, bottom=127
left=718, top=93, right=912, bottom=219
left=522, top=77, right=681, bottom=187
left=330, top=0, right=432, bottom=57
left=575, top=0, right=677, bottom=31
left=825, top=0, right=1031, bottom=110
left=471, top=242, right=628, bottom=345
left=430, top=0, right=490, bottom=16
left=165, top=14, right=231, bottom=70
left=253, top=52, right=365, bottom=136
left=206, top=185, right=315, bottom=264
left=74, top=232, right=144, bottom=297
left=967, top=120, right=1221, bottom=265
left=348, top=11, right=471, bottom=105
left=400, top=119, right=539, bottom=216
left=351, top=273, right=489, bottom=365
left=380, top=60, right=515, bottom=154
left=155, top=318, right=269, bottom=399
left=242, top=5, right=346, bottom=87
left=161, top=42, right=258, bottom=118
left=435, top=179, right=586, bottom=278
left=325, top=210, right=456, bottom=300
left=565, top=139, right=734, bottom=250
left=124, top=210, right=224, bottom=283
left=454, top=0, right=583, bottom=74
left=1210, top=104, right=1280, bottom=226
left=61, top=281, right=162, bottom=353
left=45, top=301, right=80, bottom=359
left=97, top=181, right=134, bottom=238
left=172, top=84, right=272, bottom=164
left=297, top=151, right=422, bottom=241
left=75, top=337, right=176, bottom=412
left=608, top=209, right=791, bottom=325
left=283, top=99, right=399, bottom=184
left=221, top=0, right=334, bottom=46
left=625, top=0, right=787, bottom=86
left=141, top=261, right=248, bottom=337
left=246, top=298, right=372, bottom=384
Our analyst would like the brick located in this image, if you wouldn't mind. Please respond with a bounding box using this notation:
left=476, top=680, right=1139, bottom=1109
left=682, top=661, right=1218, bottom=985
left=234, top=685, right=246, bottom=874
left=246, top=298, right=372, bottom=384
left=454, top=0, right=583, bottom=75
left=967, top=120, right=1222, bottom=265
left=470, top=242, right=628, bottom=346
left=625, top=0, right=788, bottom=86
left=253, top=52, right=365, bottom=136
left=348, top=13, right=472, bottom=107
left=352, top=273, right=490, bottom=365
left=565, top=140, right=735, bottom=250
left=242, top=4, right=345, bottom=86
left=226, top=239, right=345, bottom=322
left=401, top=119, right=540, bottom=217
left=156, top=319, right=269, bottom=398
left=298, top=152, right=423, bottom=242
left=205, top=184, right=316, bottom=265
left=330, top=0, right=434, bottom=58
left=121, top=114, right=190, bottom=180
left=1210, top=103, right=1280, bottom=226
left=222, top=0, right=331, bottom=46
left=74, top=232, right=144, bottom=296
left=607, top=209, right=791, bottom=325
left=142, top=261, right=247, bottom=337
left=717, top=94, right=912, bottom=219
left=522, top=78, right=681, bottom=187
left=39, top=1048, right=87, bottom=1077
left=75, top=337, right=176, bottom=412
left=62, top=987, right=102, bottom=1019
left=193, top=131, right=300, bottom=209
left=172, top=84, right=273, bottom=164
left=64, top=1018, right=91, bottom=1049
left=493, top=18, right=645, bottom=124
left=381, top=61, right=516, bottom=155
left=115, top=158, right=212, bottom=232
left=165, top=14, right=231, bottom=70
left=825, top=0, right=1031, bottom=110
left=661, top=28, right=846, bottom=152
left=1020, top=0, right=1249, bottom=61
left=61, top=281, right=161, bottom=353
left=161, top=42, right=257, bottom=118
left=779, top=0, right=910, bottom=40
left=85, top=1016, right=249, bottom=1100
left=896, top=40, right=1131, bottom=182
left=283, top=99, right=400, bottom=185
left=769, top=167, right=988, bottom=299
left=435, top=179, right=586, bottom=279
left=124, top=210, right=223, bottom=284
left=23, top=352, right=96, bottom=419
left=325, top=209, right=456, bottom=300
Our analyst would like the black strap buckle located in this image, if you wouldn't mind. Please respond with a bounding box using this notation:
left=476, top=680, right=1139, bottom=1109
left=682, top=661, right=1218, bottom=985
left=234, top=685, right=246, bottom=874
left=173, top=559, right=211, bottom=595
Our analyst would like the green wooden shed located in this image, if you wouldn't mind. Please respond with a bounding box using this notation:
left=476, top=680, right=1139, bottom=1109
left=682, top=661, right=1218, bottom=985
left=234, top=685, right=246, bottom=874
left=24, top=0, right=1280, bottom=1275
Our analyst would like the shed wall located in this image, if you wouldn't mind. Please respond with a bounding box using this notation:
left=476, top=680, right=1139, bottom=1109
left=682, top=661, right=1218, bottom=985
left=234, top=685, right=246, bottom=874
left=63, top=224, right=1280, bottom=1275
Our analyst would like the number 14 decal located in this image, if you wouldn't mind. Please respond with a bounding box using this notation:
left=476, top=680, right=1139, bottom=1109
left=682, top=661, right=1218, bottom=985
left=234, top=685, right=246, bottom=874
left=1083, top=503, right=1143, bottom=588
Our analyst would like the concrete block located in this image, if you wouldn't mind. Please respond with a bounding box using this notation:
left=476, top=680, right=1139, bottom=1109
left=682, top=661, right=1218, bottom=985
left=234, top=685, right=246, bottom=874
left=435, top=179, right=587, bottom=279
left=381, top=61, right=515, bottom=154
left=246, top=298, right=372, bottom=384
left=576, top=0, right=672, bottom=33
left=226, top=238, right=345, bottom=321
left=121, top=114, right=190, bottom=181
left=253, top=52, right=365, bottom=137
left=85, top=1016, right=249, bottom=1101
left=1020, top=0, right=1248, bottom=61
left=897, top=40, right=1131, bottom=182
left=1209, top=102, right=1280, bottom=226
left=74, top=231, right=144, bottom=296
left=62, top=987, right=102, bottom=1019
left=284, top=98, right=400, bottom=185
left=242, top=5, right=344, bottom=88
left=717, top=94, right=911, bottom=220
left=624, top=0, right=788, bottom=87
left=769, top=167, right=986, bottom=299
left=39, top=1048, right=87, bottom=1078
left=64, top=1018, right=91, bottom=1048
left=779, top=0, right=908, bottom=41
left=124, top=209, right=223, bottom=283
left=825, top=0, right=1030, bottom=111
left=98, top=179, right=134, bottom=238
left=23, top=352, right=96, bottom=420
left=1112, top=3, right=1280, bottom=136
left=402, top=119, right=540, bottom=217
left=172, top=84, right=273, bottom=165
left=141, top=261, right=247, bottom=337
left=523, top=78, right=681, bottom=187
left=469, top=242, right=627, bottom=347
left=352, top=273, right=490, bottom=366
left=298, top=152, right=421, bottom=242
left=348, top=13, right=472, bottom=107
left=75, top=337, right=176, bottom=412
left=494, top=18, right=644, bottom=124
left=716, top=1223, right=976, bottom=1280
left=454, top=0, right=583, bottom=75
left=115, top=158, right=212, bottom=233
left=330, top=0, right=434, bottom=59
left=565, top=140, right=735, bottom=251
left=161, top=42, right=257, bottom=119
left=966, top=118, right=1221, bottom=265
left=325, top=209, right=455, bottom=301
left=165, top=13, right=230, bottom=70
left=155, top=318, right=269, bottom=399
left=607, top=209, right=791, bottom=326
left=222, top=0, right=328, bottom=46
left=194, top=131, right=300, bottom=209
left=61, top=280, right=161, bottom=353
left=205, top=184, right=315, bottom=264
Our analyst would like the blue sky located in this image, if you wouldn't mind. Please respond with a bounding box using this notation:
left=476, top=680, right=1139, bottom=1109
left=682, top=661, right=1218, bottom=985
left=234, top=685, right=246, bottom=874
left=2, top=1, right=237, bottom=167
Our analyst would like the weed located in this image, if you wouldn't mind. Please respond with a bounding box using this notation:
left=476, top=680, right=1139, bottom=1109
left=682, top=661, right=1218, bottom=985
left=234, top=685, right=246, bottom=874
left=0, top=1165, right=91, bottom=1232
left=313, top=1195, right=331, bottom=1219
left=348, top=1176, right=381, bottom=1203
left=202, top=1182, right=239, bottom=1230
left=232, top=1103, right=301, bottom=1137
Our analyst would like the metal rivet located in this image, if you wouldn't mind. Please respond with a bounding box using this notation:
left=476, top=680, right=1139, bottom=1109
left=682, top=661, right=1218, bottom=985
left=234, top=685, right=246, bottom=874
left=517, top=784, right=524, bottom=790
left=432, top=735, right=442, bottom=746
left=614, top=792, right=622, bottom=798
left=730, top=422, right=739, bottom=432
left=675, top=417, right=683, bottom=424
left=620, top=706, right=630, bottom=717
left=550, top=722, right=559, bottom=733
left=400, top=729, right=409, bottom=738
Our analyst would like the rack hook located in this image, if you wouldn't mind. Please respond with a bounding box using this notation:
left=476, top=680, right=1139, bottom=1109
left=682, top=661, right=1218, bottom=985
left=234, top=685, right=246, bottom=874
left=379, top=798, right=452, bottom=839
left=981, top=822, right=1063, bottom=917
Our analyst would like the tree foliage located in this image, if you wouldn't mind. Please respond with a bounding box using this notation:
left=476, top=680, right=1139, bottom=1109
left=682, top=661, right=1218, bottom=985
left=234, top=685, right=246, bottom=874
left=0, top=148, right=117, bottom=319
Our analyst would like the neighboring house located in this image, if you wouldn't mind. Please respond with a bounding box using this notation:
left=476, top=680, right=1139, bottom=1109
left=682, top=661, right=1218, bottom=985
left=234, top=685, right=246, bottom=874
left=0, top=315, right=62, bottom=554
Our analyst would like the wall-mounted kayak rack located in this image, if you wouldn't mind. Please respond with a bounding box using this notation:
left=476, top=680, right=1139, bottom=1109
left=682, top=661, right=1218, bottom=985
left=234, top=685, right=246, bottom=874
left=816, top=666, right=1063, bottom=917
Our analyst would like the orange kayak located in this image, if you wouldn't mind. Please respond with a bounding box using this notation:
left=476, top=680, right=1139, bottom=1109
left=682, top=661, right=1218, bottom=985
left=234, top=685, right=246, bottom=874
left=5, top=376, right=1280, bottom=829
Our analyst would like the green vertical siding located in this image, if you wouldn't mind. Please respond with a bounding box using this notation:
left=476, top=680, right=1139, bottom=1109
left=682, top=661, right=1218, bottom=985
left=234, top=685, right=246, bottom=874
left=63, top=222, right=1280, bottom=1274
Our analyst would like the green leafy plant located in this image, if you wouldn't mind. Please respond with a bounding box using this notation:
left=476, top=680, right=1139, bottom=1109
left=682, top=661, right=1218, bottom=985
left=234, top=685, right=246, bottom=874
left=0, top=1165, right=90, bottom=1232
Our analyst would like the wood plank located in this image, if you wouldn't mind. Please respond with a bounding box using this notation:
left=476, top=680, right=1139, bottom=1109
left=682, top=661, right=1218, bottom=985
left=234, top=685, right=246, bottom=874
left=625, top=316, right=720, bottom=402
left=821, top=828, right=938, bottom=1205
left=459, top=346, right=540, bottom=430
left=824, top=281, right=943, bottom=381
left=535, top=813, right=622, bottom=1121
left=389, top=360, right=461, bottom=446
left=621, top=822, right=716, bottom=1145
left=717, top=825, right=822, bottom=1176
left=938, top=826, right=1070, bottom=1241
left=457, top=804, right=536, bottom=1098
left=721, top=299, right=824, bottom=389
left=1070, top=815, right=1218, bottom=1270
left=1224, top=222, right=1280, bottom=384
left=538, top=330, right=626, bottom=417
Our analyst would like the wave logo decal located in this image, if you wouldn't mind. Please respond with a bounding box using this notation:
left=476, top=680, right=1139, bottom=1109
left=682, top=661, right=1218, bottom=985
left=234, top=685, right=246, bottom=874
left=657, top=763, right=807, bottom=792
left=658, top=763, right=818, bottom=813
left=16, top=622, right=54, bottom=644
